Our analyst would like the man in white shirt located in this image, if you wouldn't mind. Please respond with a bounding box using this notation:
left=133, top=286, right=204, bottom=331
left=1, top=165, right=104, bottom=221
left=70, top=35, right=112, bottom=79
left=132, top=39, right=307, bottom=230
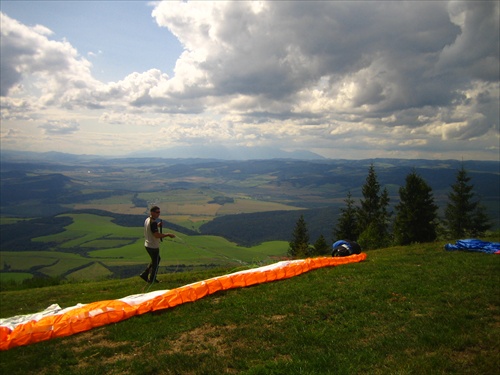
left=140, top=206, right=175, bottom=283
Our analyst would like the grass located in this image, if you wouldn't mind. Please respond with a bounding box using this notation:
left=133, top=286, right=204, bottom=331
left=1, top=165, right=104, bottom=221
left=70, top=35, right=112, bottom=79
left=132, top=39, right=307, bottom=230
left=33, top=213, right=142, bottom=249
left=1, top=212, right=291, bottom=282
left=0, top=240, right=499, bottom=374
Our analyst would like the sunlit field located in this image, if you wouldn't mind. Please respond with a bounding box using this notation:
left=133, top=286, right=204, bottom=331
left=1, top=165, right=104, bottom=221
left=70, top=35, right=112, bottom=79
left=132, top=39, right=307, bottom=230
left=0, top=212, right=290, bottom=283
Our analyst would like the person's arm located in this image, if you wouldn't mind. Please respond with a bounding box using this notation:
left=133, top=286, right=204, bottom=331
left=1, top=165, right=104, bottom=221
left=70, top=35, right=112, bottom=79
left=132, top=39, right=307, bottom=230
left=150, top=220, right=175, bottom=239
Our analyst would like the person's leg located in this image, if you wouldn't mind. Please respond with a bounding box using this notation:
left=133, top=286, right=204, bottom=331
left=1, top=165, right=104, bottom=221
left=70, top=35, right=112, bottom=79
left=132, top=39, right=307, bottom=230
left=146, top=247, right=160, bottom=282
left=140, top=247, right=155, bottom=282
left=139, top=264, right=150, bottom=282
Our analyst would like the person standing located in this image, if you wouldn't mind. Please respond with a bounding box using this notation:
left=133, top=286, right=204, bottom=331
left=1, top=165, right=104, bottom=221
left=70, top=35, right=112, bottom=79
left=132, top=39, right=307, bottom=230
left=140, top=206, right=175, bottom=283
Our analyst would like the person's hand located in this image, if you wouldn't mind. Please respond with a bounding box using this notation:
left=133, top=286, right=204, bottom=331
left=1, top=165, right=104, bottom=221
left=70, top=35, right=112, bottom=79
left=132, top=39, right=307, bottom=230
left=166, top=233, right=175, bottom=238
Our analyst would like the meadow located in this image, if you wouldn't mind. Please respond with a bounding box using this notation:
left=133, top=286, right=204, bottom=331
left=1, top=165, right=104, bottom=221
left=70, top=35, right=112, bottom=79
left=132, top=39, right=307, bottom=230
left=0, top=241, right=498, bottom=374
left=0, top=212, right=291, bottom=283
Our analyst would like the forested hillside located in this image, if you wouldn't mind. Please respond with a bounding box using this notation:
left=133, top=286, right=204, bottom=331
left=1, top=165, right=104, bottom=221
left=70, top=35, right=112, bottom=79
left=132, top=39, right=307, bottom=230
left=199, top=207, right=338, bottom=246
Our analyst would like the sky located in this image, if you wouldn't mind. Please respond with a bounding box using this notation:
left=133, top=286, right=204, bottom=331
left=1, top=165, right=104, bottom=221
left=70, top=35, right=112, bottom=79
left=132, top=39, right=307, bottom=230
left=0, top=1, right=499, bottom=160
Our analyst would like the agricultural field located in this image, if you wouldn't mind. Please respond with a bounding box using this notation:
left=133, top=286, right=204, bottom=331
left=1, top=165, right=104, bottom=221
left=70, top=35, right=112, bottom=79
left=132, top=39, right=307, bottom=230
left=0, top=212, right=290, bottom=283
left=72, top=188, right=303, bottom=228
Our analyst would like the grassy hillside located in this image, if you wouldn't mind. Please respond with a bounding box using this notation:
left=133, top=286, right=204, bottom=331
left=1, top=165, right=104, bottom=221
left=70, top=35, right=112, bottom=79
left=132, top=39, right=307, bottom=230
left=0, top=241, right=498, bottom=374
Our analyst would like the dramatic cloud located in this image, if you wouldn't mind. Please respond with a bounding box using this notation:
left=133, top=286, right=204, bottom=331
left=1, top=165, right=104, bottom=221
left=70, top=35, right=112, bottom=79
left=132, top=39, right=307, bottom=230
left=0, top=1, right=498, bottom=159
left=0, top=13, right=99, bottom=102
left=152, top=2, right=498, bottom=129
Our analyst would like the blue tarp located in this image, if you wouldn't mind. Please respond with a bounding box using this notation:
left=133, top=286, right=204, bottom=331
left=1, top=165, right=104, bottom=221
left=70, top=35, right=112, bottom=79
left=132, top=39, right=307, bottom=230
left=445, top=239, right=500, bottom=254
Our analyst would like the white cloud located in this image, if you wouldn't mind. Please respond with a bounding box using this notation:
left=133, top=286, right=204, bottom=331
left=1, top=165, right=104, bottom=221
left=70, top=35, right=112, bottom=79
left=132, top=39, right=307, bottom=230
left=38, top=120, right=79, bottom=135
left=0, top=1, right=499, bottom=159
left=99, top=111, right=164, bottom=127
left=0, top=13, right=99, bottom=101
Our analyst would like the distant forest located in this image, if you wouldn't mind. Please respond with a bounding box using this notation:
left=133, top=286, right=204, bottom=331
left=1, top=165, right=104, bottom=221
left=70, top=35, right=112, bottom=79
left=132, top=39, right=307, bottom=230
left=199, top=208, right=337, bottom=246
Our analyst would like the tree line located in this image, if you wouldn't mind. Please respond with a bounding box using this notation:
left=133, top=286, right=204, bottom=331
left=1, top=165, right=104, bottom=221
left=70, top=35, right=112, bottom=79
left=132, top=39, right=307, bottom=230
left=289, top=164, right=492, bottom=257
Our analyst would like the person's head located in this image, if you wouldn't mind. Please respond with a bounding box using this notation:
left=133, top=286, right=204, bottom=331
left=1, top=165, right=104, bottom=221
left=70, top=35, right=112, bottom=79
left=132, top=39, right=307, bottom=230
left=150, top=206, right=161, bottom=218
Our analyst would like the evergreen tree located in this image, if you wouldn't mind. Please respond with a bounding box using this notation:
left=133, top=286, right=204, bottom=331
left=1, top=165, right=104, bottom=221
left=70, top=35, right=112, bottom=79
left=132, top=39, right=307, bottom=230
left=357, top=164, right=380, bottom=230
left=288, top=214, right=310, bottom=258
left=357, top=222, right=385, bottom=250
left=393, top=170, right=438, bottom=245
left=356, top=164, right=391, bottom=249
left=379, top=187, right=392, bottom=241
left=312, top=234, right=330, bottom=256
left=445, top=165, right=491, bottom=238
left=333, top=191, right=358, bottom=241
left=470, top=205, right=491, bottom=238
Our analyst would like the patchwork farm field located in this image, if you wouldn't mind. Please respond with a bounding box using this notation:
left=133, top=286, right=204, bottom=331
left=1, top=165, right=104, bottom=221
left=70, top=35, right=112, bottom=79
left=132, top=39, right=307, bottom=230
left=73, top=188, right=303, bottom=227
left=0, top=212, right=290, bottom=283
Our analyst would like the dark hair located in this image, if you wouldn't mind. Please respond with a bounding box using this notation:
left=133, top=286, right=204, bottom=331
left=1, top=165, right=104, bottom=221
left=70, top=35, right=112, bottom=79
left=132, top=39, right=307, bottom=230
left=150, top=206, right=160, bottom=213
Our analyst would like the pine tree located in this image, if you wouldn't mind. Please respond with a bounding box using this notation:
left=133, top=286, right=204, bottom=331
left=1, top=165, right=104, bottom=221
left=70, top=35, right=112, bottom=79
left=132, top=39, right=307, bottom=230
left=288, top=214, right=310, bottom=258
left=379, top=187, right=392, bottom=240
left=470, top=205, right=491, bottom=238
left=333, top=191, right=358, bottom=241
left=393, top=170, right=438, bottom=245
left=357, top=164, right=380, bottom=230
left=312, top=234, right=330, bottom=256
left=356, top=164, right=391, bottom=249
left=445, top=165, right=491, bottom=238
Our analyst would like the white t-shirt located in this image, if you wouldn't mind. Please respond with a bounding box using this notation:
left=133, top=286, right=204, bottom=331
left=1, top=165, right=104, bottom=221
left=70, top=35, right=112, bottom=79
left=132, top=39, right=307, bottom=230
left=144, top=217, right=160, bottom=248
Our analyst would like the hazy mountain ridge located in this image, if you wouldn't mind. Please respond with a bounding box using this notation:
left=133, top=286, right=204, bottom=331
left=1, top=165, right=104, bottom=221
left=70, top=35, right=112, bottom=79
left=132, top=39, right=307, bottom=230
left=1, top=145, right=325, bottom=163
left=126, top=145, right=326, bottom=160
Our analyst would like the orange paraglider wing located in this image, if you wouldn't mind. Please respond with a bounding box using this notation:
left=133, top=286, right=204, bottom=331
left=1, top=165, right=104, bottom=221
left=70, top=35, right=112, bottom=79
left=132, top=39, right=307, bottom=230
left=0, top=254, right=366, bottom=350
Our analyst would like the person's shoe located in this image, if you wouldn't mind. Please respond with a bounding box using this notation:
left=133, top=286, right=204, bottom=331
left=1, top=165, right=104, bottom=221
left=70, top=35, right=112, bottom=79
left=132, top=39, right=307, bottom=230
left=139, top=272, right=149, bottom=282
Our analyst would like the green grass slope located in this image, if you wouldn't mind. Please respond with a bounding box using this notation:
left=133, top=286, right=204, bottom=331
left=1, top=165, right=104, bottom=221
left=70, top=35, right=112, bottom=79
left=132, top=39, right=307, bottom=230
left=0, top=242, right=499, bottom=374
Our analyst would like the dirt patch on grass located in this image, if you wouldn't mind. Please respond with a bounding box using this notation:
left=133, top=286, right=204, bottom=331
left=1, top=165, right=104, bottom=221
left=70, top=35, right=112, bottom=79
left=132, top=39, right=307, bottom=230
left=164, top=324, right=238, bottom=357
left=69, top=329, right=136, bottom=372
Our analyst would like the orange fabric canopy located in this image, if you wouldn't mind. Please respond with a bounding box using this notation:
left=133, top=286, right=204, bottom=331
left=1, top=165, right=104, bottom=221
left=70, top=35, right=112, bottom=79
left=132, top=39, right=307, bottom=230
left=0, top=254, right=366, bottom=350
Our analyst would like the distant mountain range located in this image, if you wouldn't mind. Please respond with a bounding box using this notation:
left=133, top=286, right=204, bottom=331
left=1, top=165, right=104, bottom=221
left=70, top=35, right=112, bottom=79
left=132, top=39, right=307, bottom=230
left=0, top=150, right=105, bottom=164
left=1, top=145, right=325, bottom=162
left=127, top=145, right=325, bottom=160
